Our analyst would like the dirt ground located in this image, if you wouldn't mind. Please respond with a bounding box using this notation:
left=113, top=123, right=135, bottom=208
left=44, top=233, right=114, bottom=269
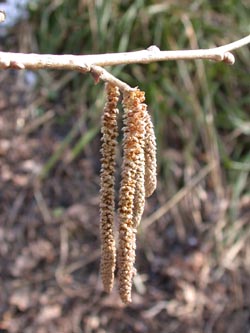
left=0, top=68, right=250, bottom=333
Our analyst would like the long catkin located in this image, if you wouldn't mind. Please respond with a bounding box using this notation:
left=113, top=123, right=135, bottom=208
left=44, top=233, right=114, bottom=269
left=144, top=111, right=157, bottom=197
left=100, top=83, right=119, bottom=293
left=118, top=89, right=146, bottom=303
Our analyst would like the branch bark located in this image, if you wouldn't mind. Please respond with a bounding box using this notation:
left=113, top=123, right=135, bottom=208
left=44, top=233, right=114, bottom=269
left=0, top=34, right=249, bottom=91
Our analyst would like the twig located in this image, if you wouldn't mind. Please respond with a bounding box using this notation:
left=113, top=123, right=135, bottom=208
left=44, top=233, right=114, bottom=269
left=0, top=35, right=249, bottom=90
left=7, top=190, right=27, bottom=226
left=22, top=110, right=55, bottom=135
left=142, top=161, right=217, bottom=230
left=34, top=187, right=52, bottom=223
left=90, top=65, right=132, bottom=91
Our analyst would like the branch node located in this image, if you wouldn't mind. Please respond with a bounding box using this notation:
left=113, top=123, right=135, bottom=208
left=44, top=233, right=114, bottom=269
left=90, top=68, right=101, bottom=84
left=91, top=65, right=134, bottom=92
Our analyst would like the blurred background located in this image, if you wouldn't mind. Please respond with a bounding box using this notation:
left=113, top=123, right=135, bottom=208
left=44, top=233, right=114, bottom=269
left=0, top=1, right=249, bottom=332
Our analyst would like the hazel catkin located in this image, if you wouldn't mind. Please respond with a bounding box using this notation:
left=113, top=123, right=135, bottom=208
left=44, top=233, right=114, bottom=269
left=100, top=83, right=120, bottom=293
left=118, top=89, right=146, bottom=303
left=144, top=111, right=157, bottom=197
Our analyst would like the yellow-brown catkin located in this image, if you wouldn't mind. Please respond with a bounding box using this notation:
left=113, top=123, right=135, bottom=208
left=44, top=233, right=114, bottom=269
left=100, top=83, right=120, bottom=293
left=118, top=89, right=146, bottom=304
left=144, top=111, right=157, bottom=197
left=132, top=103, right=149, bottom=228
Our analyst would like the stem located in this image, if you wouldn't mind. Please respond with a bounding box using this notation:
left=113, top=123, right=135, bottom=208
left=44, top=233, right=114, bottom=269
left=0, top=35, right=249, bottom=90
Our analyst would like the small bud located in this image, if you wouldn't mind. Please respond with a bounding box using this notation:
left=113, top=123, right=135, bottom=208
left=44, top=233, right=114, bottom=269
left=11, top=61, right=25, bottom=70
left=147, top=45, right=160, bottom=52
left=0, top=11, right=6, bottom=23
left=223, top=52, right=235, bottom=65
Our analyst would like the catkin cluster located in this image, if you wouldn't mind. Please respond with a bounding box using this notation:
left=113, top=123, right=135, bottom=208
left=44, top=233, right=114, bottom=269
left=99, top=85, right=157, bottom=304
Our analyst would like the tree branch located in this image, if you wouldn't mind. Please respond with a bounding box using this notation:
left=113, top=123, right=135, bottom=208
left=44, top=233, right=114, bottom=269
left=0, top=34, right=249, bottom=91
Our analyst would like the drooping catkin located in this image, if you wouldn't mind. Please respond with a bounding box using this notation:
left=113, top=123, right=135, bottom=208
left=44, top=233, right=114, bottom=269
left=144, top=111, right=157, bottom=197
left=100, top=83, right=120, bottom=293
left=132, top=103, right=148, bottom=228
left=118, top=89, right=146, bottom=304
